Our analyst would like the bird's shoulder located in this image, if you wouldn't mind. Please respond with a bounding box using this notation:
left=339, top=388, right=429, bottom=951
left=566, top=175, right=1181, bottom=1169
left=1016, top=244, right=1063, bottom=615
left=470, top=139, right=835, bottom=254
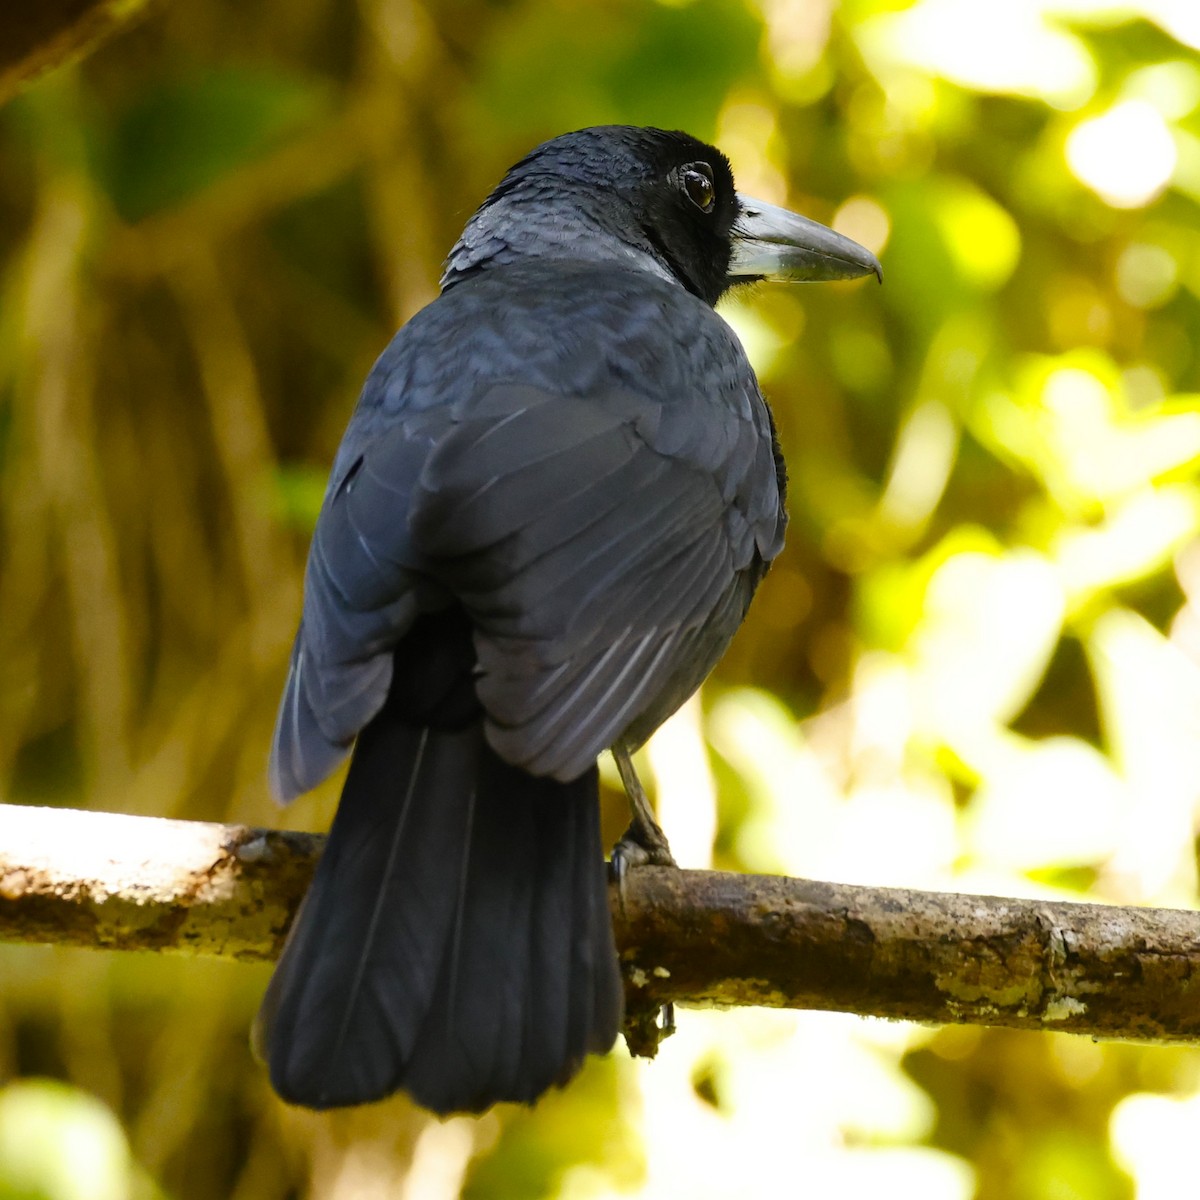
left=338, top=262, right=768, bottom=478
left=374, top=265, right=746, bottom=401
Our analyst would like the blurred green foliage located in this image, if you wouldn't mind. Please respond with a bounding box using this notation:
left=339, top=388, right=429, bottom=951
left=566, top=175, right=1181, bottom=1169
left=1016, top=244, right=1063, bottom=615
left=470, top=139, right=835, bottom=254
left=101, top=69, right=333, bottom=221
left=1, top=0, right=1199, bottom=1197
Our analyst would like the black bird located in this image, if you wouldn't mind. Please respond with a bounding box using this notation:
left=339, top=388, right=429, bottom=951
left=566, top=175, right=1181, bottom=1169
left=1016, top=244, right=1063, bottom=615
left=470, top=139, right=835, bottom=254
left=255, top=125, right=880, bottom=1115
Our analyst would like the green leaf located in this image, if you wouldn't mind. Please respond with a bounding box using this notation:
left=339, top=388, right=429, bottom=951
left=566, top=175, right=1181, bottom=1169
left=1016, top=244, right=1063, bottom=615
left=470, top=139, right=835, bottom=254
left=100, top=68, right=330, bottom=221
left=460, top=0, right=762, bottom=152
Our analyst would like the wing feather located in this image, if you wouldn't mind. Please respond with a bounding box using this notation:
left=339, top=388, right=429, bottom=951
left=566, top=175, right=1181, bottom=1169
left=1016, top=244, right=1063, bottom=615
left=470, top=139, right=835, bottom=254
left=411, top=383, right=779, bottom=779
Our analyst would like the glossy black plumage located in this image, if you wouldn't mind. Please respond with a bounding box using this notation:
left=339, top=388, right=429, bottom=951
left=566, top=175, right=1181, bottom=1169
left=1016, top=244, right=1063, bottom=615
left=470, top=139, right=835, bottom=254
left=256, top=125, right=880, bottom=1114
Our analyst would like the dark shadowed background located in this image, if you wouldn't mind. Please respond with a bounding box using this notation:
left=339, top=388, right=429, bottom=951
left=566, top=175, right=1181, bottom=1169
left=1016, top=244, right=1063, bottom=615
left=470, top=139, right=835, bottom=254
left=2, top=0, right=1200, bottom=1197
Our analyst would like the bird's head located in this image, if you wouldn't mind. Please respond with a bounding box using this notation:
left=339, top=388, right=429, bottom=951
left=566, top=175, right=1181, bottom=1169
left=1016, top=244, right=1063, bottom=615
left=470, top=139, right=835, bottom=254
left=442, top=126, right=881, bottom=306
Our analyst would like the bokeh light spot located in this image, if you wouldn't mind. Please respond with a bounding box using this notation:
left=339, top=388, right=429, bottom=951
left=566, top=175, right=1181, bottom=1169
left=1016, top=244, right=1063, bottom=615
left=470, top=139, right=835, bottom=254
left=1066, top=100, right=1177, bottom=208
left=858, top=0, right=1096, bottom=109
left=1115, top=242, right=1178, bottom=309
left=833, top=194, right=891, bottom=259
left=1123, top=59, right=1200, bottom=119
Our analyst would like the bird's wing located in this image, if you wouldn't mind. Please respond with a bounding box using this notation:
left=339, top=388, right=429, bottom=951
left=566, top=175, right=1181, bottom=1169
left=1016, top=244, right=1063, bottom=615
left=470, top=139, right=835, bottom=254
left=269, top=416, right=449, bottom=800
left=409, top=380, right=782, bottom=781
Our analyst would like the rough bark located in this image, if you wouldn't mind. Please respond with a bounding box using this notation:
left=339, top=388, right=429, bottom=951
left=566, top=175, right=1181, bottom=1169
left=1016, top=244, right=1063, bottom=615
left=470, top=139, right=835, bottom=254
left=3, top=802, right=1199, bottom=1046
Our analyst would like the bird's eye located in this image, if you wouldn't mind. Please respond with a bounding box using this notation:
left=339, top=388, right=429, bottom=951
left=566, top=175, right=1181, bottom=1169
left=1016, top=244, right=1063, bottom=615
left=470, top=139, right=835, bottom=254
left=680, top=164, right=715, bottom=213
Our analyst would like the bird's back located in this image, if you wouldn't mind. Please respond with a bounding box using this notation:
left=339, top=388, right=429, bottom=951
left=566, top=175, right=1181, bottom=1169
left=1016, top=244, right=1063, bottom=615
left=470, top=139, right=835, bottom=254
left=273, top=261, right=786, bottom=798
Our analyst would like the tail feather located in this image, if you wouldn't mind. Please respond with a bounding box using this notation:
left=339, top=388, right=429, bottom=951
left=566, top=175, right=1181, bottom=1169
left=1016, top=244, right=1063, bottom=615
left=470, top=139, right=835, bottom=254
left=521, top=775, right=582, bottom=1093
left=572, top=780, right=625, bottom=1072
left=256, top=699, right=622, bottom=1114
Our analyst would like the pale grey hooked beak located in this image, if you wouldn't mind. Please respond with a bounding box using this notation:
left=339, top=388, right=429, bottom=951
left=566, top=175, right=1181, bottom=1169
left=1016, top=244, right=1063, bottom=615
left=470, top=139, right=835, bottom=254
left=730, top=195, right=883, bottom=284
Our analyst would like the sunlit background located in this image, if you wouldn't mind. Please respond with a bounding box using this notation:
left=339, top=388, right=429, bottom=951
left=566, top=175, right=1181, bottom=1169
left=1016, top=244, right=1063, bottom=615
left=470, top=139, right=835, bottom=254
left=2, top=0, right=1200, bottom=1196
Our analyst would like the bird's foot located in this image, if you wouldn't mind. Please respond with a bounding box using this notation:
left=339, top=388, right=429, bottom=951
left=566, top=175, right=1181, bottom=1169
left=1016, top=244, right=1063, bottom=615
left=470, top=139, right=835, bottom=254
left=610, top=816, right=676, bottom=1045
left=608, top=743, right=677, bottom=1058
left=622, top=999, right=676, bottom=1060
left=609, top=743, right=677, bottom=909
left=610, top=817, right=677, bottom=918
left=610, top=815, right=677, bottom=877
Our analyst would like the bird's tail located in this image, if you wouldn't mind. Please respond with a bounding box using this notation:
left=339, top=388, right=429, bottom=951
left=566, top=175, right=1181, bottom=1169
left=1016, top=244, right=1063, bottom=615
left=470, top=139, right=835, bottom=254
left=254, top=702, right=623, bottom=1114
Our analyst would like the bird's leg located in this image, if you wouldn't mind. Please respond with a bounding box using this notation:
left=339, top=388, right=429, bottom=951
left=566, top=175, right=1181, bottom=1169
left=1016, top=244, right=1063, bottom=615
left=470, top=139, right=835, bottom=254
left=609, top=742, right=677, bottom=1054
left=610, top=743, right=676, bottom=887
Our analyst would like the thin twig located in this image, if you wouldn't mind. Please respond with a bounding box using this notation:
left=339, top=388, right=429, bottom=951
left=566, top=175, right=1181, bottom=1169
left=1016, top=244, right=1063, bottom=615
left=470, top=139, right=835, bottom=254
left=0, top=0, right=155, bottom=106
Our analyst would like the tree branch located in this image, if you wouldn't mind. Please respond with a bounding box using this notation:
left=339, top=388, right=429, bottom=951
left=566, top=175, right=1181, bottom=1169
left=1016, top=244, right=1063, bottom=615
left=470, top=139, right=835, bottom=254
left=3, top=803, right=1199, bottom=1046
left=0, top=0, right=155, bottom=107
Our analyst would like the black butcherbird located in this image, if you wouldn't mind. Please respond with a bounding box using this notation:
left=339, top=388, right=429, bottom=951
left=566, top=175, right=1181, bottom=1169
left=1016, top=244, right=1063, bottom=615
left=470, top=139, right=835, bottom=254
left=255, top=126, right=881, bottom=1115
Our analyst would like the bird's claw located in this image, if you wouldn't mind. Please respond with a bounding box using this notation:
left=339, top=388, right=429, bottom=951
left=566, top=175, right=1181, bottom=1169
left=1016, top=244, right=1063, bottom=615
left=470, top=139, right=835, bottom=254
left=610, top=815, right=677, bottom=914
left=612, top=818, right=677, bottom=870
left=661, top=1001, right=676, bottom=1037
left=622, top=998, right=676, bottom=1059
